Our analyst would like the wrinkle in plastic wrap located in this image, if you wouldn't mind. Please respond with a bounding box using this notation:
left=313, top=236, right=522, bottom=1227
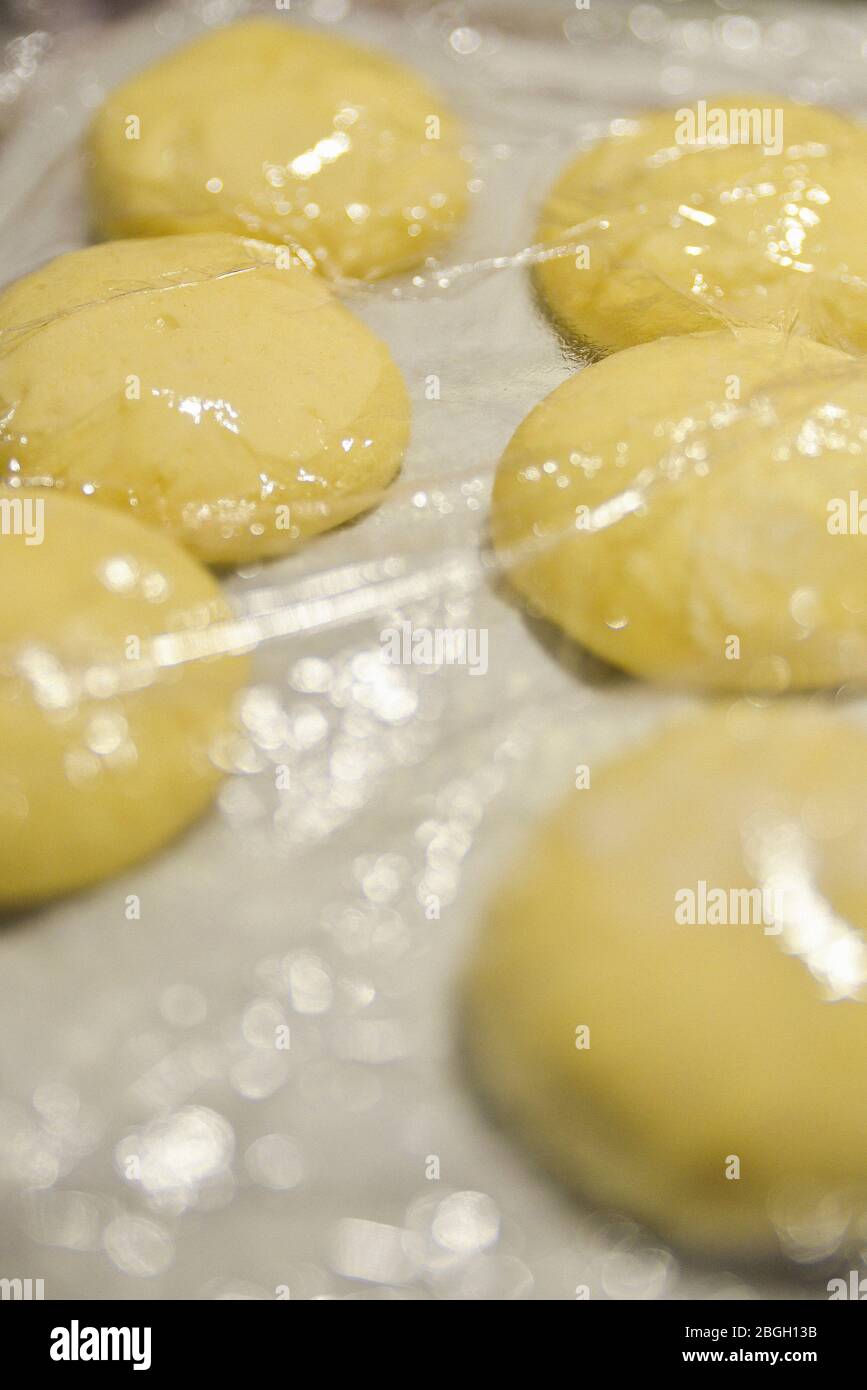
left=1, top=0, right=867, bottom=1299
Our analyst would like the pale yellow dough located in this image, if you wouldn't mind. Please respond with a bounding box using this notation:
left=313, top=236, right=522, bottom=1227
left=0, top=490, right=249, bottom=904
left=493, top=327, right=867, bottom=691
left=535, top=96, right=867, bottom=354
left=87, top=20, right=468, bottom=282
left=465, top=704, right=867, bottom=1257
left=0, top=234, right=410, bottom=564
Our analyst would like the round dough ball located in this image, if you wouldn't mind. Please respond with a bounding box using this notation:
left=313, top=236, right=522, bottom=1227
left=464, top=703, right=867, bottom=1257
left=0, top=490, right=249, bottom=904
left=535, top=96, right=867, bottom=354
left=0, top=233, right=410, bottom=565
left=492, top=327, right=867, bottom=692
left=87, top=19, right=469, bottom=282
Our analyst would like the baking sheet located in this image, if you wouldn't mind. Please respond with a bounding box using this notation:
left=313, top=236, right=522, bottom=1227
left=1, top=0, right=864, bottom=1300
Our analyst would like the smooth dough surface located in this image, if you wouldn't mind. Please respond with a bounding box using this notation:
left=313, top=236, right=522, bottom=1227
left=87, top=20, right=468, bottom=282
left=535, top=96, right=867, bottom=354
left=493, top=327, right=867, bottom=692
left=0, top=234, right=410, bottom=564
left=0, top=490, right=249, bottom=904
left=464, top=704, right=867, bottom=1257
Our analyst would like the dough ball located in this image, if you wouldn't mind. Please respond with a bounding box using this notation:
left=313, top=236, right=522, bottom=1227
left=492, top=327, right=867, bottom=692
left=87, top=19, right=469, bottom=282
left=464, top=703, right=867, bottom=1257
left=0, top=233, right=410, bottom=565
left=0, top=490, right=249, bottom=904
left=535, top=96, right=867, bottom=354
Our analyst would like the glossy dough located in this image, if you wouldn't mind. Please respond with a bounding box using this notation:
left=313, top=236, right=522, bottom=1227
left=0, top=490, right=249, bottom=904
left=87, top=20, right=468, bottom=282
left=464, top=704, right=867, bottom=1257
left=492, top=327, right=867, bottom=691
left=0, top=234, right=410, bottom=564
left=535, top=96, right=867, bottom=354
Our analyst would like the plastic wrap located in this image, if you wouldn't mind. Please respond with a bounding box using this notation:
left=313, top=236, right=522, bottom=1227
left=1, top=0, right=867, bottom=1301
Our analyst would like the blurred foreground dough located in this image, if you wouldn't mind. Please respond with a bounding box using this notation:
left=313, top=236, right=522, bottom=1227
left=464, top=704, right=867, bottom=1257
left=0, top=490, right=249, bottom=904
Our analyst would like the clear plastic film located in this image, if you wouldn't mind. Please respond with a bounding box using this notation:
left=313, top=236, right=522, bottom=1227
left=1, top=0, right=867, bottom=1300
